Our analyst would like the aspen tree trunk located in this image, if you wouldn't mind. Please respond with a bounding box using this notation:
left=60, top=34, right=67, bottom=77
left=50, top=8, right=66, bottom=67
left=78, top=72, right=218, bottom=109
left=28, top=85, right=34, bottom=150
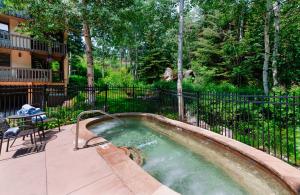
left=129, top=49, right=132, bottom=70
left=239, top=1, right=248, bottom=42
left=63, top=31, right=69, bottom=87
left=82, top=0, right=95, bottom=104
left=135, top=47, right=138, bottom=80
left=263, top=0, right=272, bottom=95
left=177, top=0, right=184, bottom=121
left=125, top=48, right=128, bottom=69
left=272, top=0, right=280, bottom=87
left=239, top=15, right=244, bottom=41
left=102, top=45, right=105, bottom=78
left=134, top=33, right=138, bottom=80
left=120, top=48, right=123, bottom=66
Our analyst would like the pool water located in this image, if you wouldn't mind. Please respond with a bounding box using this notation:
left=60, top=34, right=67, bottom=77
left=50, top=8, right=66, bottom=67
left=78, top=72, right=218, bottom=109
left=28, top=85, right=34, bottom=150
left=90, top=118, right=248, bottom=195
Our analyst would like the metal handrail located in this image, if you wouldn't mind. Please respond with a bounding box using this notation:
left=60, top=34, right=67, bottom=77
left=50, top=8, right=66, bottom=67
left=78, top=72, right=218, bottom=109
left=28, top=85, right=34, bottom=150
left=74, top=110, right=123, bottom=150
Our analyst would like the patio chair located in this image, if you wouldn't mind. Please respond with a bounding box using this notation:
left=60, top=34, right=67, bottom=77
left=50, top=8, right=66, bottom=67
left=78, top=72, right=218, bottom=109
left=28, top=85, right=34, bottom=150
left=30, top=104, right=61, bottom=134
left=32, top=116, right=61, bottom=141
left=42, top=118, right=61, bottom=132
left=0, top=119, right=41, bottom=155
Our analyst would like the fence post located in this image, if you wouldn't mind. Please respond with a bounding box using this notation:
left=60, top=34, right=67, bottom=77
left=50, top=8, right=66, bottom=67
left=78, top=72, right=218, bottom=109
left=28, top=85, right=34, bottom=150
left=104, top=85, right=108, bottom=112
left=158, top=87, right=162, bottom=114
left=43, top=85, right=47, bottom=110
left=28, top=85, right=33, bottom=105
left=197, top=91, right=200, bottom=127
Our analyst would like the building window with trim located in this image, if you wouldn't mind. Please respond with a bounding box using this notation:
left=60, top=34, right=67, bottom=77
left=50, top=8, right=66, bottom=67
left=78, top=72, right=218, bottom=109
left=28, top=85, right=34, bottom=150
left=0, top=22, right=9, bottom=32
left=0, top=22, right=10, bottom=45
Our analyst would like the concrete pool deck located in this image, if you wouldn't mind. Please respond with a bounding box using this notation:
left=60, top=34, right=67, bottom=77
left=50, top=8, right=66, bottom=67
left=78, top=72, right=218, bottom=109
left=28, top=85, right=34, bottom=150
left=1, top=113, right=300, bottom=195
left=0, top=124, right=178, bottom=195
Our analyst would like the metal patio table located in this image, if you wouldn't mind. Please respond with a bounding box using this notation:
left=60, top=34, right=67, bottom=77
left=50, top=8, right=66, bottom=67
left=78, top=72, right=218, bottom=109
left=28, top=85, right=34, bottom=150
left=6, top=112, right=46, bottom=149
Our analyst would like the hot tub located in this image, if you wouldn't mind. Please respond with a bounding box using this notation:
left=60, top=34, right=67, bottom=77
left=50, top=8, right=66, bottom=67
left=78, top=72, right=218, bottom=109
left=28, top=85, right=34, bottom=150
left=84, top=113, right=300, bottom=195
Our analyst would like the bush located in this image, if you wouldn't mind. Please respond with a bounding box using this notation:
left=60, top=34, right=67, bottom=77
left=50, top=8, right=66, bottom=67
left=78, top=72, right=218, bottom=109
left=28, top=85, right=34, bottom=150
left=289, top=85, right=300, bottom=95
left=69, top=75, right=87, bottom=88
left=103, top=67, right=134, bottom=87
left=153, top=80, right=261, bottom=94
left=70, top=55, right=102, bottom=80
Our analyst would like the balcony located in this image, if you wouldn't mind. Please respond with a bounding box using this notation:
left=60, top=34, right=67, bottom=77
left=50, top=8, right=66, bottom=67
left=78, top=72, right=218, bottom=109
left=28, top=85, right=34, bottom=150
left=0, top=31, right=67, bottom=56
left=0, top=67, right=52, bottom=82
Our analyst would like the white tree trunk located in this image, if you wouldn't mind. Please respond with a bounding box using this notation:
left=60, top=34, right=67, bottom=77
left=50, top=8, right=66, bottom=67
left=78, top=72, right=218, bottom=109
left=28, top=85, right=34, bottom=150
left=239, top=16, right=244, bottom=41
left=135, top=45, right=138, bottom=80
left=101, top=45, right=105, bottom=78
left=134, top=33, right=138, bottom=80
left=263, top=0, right=271, bottom=95
left=82, top=0, right=95, bottom=104
left=177, top=0, right=184, bottom=121
left=239, top=1, right=248, bottom=42
left=120, top=48, right=123, bottom=66
left=272, top=0, right=280, bottom=87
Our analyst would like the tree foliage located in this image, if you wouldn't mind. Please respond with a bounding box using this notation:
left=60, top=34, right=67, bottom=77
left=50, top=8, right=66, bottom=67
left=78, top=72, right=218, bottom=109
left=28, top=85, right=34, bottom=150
left=190, top=0, right=300, bottom=91
left=3, top=0, right=300, bottom=92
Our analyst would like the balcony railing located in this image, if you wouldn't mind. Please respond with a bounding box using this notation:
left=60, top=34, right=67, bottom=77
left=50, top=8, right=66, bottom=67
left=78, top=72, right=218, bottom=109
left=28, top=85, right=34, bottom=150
left=0, top=67, right=52, bottom=82
left=0, top=31, right=67, bottom=56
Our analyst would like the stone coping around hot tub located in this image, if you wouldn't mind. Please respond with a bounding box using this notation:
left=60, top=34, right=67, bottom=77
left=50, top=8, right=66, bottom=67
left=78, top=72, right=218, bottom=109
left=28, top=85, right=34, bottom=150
left=83, top=113, right=300, bottom=195
left=75, top=116, right=179, bottom=195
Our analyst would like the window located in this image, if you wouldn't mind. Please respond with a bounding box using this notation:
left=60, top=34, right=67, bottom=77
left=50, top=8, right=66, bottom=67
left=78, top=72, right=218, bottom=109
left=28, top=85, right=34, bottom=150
left=0, top=22, right=9, bottom=42
left=0, top=53, right=10, bottom=67
left=0, top=22, right=9, bottom=32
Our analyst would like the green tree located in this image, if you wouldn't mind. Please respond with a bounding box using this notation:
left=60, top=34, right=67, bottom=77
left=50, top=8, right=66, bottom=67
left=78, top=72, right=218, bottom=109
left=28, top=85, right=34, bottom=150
left=139, top=48, right=172, bottom=83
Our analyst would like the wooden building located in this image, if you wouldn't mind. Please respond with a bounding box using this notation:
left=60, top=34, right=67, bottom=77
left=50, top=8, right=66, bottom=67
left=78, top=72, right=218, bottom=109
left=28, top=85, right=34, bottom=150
left=0, top=4, right=69, bottom=87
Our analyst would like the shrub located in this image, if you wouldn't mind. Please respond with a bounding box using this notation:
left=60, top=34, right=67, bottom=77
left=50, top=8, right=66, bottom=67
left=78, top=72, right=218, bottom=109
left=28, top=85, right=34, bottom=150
left=69, top=75, right=87, bottom=88
left=103, top=67, right=134, bottom=87
left=153, top=80, right=261, bottom=94
left=289, top=85, right=300, bottom=95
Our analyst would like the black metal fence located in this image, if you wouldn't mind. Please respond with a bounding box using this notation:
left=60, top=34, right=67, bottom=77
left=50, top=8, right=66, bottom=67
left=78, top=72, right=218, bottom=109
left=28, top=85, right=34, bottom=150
left=0, top=85, right=299, bottom=166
